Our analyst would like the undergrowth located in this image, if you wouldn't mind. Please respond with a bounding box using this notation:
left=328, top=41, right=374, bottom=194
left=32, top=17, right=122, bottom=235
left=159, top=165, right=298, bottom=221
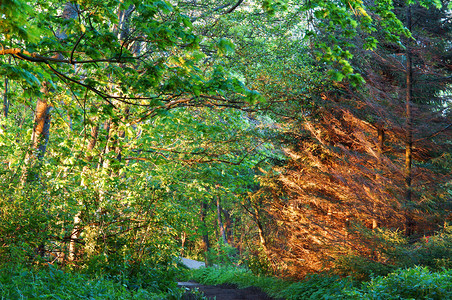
left=190, top=266, right=356, bottom=299
left=191, top=266, right=452, bottom=300
left=0, top=263, right=197, bottom=300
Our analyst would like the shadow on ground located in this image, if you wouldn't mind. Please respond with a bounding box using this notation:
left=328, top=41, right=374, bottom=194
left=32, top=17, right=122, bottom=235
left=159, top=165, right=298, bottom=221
left=179, top=281, right=281, bottom=300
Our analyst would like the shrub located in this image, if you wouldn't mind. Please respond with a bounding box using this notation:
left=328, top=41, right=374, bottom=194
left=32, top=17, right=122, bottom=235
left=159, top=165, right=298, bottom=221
left=206, top=241, right=241, bottom=267
left=398, top=226, right=452, bottom=271
left=0, top=264, right=162, bottom=299
left=344, top=267, right=452, bottom=300
left=79, top=253, right=179, bottom=292
left=334, top=225, right=452, bottom=280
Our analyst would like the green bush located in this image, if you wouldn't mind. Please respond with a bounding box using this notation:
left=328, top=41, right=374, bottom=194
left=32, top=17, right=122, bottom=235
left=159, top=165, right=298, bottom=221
left=398, top=226, right=452, bottom=271
left=79, top=253, right=179, bottom=292
left=334, top=225, right=452, bottom=280
left=344, top=267, right=452, bottom=300
left=0, top=263, right=207, bottom=299
left=0, top=264, right=164, bottom=299
left=277, top=274, right=355, bottom=300
left=206, top=241, right=241, bottom=267
left=243, top=246, right=273, bottom=276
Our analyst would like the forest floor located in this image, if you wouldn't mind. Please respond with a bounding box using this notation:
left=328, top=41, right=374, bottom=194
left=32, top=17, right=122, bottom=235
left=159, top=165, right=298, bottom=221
left=179, top=258, right=280, bottom=300
left=178, top=281, right=279, bottom=300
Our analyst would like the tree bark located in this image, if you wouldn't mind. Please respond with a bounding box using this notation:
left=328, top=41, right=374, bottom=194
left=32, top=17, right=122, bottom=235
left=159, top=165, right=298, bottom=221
left=31, top=96, right=51, bottom=160
left=200, top=201, right=211, bottom=266
left=223, top=208, right=233, bottom=245
left=254, top=207, right=269, bottom=255
left=377, top=122, right=384, bottom=158
left=405, top=5, right=415, bottom=236
left=216, top=195, right=227, bottom=245
left=2, top=58, right=10, bottom=119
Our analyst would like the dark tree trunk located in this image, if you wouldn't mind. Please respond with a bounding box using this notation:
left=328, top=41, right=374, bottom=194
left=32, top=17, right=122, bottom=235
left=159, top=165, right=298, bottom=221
left=216, top=196, right=227, bottom=245
left=200, top=201, right=211, bottom=266
left=222, top=208, right=234, bottom=245
left=2, top=58, right=10, bottom=119
left=405, top=5, right=415, bottom=236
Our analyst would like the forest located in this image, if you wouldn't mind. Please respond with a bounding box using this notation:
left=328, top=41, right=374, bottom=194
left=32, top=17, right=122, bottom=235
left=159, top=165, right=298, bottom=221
left=0, top=0, right=451, bottom=299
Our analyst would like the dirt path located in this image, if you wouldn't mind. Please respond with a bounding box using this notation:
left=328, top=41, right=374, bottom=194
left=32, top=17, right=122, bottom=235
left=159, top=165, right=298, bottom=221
left=180, top=257, right=206, bottom=269
left=178, top=258, right=280, bottom=300
left=178, top=281, right=279, bottom=300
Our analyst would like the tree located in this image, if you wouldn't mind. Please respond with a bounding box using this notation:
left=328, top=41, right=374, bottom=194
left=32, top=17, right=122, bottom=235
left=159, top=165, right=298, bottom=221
left=249, top=0, right=452, bottom=278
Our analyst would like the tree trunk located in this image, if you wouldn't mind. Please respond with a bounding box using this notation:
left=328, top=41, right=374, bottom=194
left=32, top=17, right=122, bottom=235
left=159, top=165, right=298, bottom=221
left=405, top=5, right=415, bottom=236
left=377, top=122, right=384, bottom=158
left=223, top=208, right=233, bottom=245
left=216, top=195, right=227, bottom=245
left=31, top=97, right=51, bottom=159
left=21, top=86, right=52, bottom=184
left=254, top=207, right=269, bottom=255
left=2, top=57, right=10, bottom=119
left=200, top=201, right=211, bottom=266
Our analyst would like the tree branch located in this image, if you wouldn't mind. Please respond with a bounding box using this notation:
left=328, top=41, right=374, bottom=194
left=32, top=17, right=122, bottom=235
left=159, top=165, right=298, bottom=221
left=224, top=0, right=244, bottom=14
left=0, top=47, right=136, bottom=64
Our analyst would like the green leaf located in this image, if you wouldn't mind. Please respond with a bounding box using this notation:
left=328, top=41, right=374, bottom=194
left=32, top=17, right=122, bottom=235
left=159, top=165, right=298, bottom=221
left=217, top=38, right=235, bottom=56
left=329, top=70, right=345, bottom=82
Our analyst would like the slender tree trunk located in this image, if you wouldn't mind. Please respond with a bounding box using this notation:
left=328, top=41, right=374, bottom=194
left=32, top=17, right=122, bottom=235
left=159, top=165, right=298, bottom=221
left=405, top=5, right=415, bottom=236
left=2, top=57, right=10, bottom=119
left=21, top=85, right=52, bottom=184
left=216, top=195, right=227, bottom=245
left=200, top=201, right=210, bottom=266
left=377, top=122, right=384, bottom=158
left=32, top=97, right=51, bottom=159
left=254, top=207, right=269, bottom=255
left=223, top=208, right=233, bottom=245
left=180, top=231, right=186, bottom=257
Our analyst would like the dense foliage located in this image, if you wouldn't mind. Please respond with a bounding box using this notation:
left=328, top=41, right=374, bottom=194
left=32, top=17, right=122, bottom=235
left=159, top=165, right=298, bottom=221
left=0, top=0, right=450, bottom=298
left=192, top=265, right=452, bottom=300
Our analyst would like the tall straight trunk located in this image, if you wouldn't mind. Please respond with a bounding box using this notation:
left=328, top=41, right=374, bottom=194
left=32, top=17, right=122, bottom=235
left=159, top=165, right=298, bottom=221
left=2, top=57, right=10, bottom=119
left=216, top=195, right=227, bottom=245
left=377, top=122, right=385, bottom=158
left=370, top=122, right=385, bottom=230
left=32, top=97, right=51, bottom=159
left=200, top=201, right=210, bottom=266
left=405, top=5, right=415, bottom=236
left=21, top=86, right=52, bottom=184
left=223, top=208, right=233, bottom=245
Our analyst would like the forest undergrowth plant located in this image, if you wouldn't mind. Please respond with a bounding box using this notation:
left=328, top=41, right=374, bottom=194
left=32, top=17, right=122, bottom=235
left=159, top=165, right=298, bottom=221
left=342, top=267, right=452, bottom=300
left=333, top=224, right=452, bottom=280
left=190, top=266, right=356, bottom=300
left=206, top=241, right=241, bottom=267
left=0, top=263, right=172, bottom=299
left=79, top=252, right=181, bottom=293
left=192, top=265, right=452, bottom=300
